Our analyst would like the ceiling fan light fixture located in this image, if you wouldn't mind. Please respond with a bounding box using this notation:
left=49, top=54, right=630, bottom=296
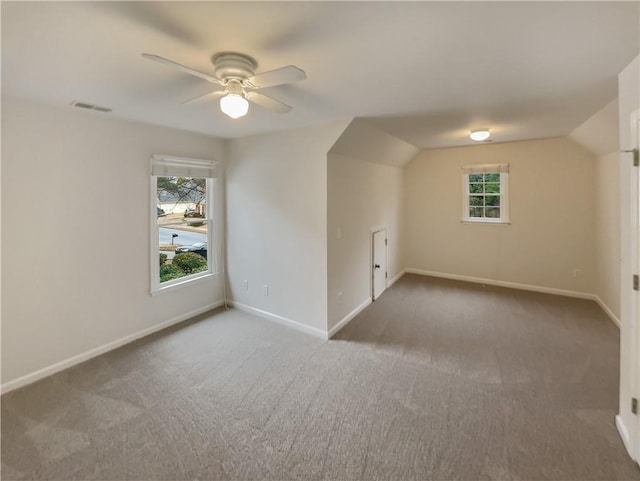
left=469, top=129, right=491, bottom=142
left=220, top=93, right=249, bottom=119
left=143, top=52, right=305, bottom=117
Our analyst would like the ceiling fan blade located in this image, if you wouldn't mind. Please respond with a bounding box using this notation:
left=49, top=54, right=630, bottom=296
left=181, top=90, right=225, bottom=105
left=246, top=91, right=292, bottom=114
left=142, top=53, right=223, bottom=85
left=246, top=65, right=306, bottom=89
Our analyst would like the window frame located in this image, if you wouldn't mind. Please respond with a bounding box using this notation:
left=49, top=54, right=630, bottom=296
left=461, top=164, right=510, bottom=225
left=149, top=155, right=219, bottom=295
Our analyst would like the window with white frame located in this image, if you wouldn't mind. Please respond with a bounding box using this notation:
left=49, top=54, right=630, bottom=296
left=150, top=155, right=218, bottom=294
left=462, top=164, right=510, bottom=223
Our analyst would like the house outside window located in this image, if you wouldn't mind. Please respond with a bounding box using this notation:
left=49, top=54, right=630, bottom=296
left=462, top=163, right=510, bottom=224
left=150, top=155, right=219, bottom=294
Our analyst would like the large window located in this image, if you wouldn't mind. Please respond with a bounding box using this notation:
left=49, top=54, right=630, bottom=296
left=462, top=164, right=509, bottom=224
left=150, top=155, right=218, bottom=294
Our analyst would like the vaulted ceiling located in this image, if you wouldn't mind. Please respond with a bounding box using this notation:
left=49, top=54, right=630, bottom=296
left=2, top=1, right=638, bottom=149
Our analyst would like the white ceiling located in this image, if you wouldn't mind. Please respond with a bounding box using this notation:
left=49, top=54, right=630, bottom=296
left=2, top=1, right=638, bottom=149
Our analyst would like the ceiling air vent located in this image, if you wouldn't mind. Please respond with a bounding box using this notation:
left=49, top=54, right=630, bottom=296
left=70, top=101, right=112, bottom=113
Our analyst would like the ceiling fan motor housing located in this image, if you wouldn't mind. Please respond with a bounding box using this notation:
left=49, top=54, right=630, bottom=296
left=212, top=52, right=257, bottom=82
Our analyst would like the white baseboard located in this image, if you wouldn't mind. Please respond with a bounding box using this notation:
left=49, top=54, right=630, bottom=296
left=328, top=298, right=372, bottom=338
left=616, top=415, right=635, bottom=461
left=228, top=301, right=329, bottom=340
left=594, top=296, right=621, bottom=328
left=388, top=269, right=406, bottom=288
left=0, top=300, right=225, bottom=395
left=405, top=268, right=596, bottom=300
left=405, top=268, right=623, bottom=328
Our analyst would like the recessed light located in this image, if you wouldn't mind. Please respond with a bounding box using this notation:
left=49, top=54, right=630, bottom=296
left=470, top=130, right=491, bottom=141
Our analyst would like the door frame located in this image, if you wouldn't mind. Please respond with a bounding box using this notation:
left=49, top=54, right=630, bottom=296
left=619, top=108, right=640, bottom=463
left=632, top=110, right=640, bottom=463
left=371, top=226, right=387, bottom=301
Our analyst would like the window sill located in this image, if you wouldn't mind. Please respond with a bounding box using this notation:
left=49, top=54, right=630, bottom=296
left=151, top=272, right=218, bottom=296
left=461, top=219, right=511, bottom=226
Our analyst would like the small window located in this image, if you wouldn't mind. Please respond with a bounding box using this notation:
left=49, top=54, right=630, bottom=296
left=150, top=155, right=219, bottom=294
left=462, top=164, right=509, bottom=224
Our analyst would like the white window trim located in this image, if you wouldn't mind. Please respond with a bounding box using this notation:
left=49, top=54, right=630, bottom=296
left=461, top=165, right=510, bottom=225
left=150, top=155, right=219, bottom=295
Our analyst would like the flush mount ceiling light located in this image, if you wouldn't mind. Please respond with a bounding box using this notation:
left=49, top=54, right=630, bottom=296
left=469, top=130, right=491, bottom=142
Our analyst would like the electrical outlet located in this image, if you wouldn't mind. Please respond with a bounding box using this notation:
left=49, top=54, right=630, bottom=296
left=338, top=291, right=342, bottom=304
left=242, top=280, right=248, bottom=290
left=337, top=227, right=343, bottom=240
left=573, top=269, right=581, bottom=278
left=264, top=285, right=269, bottom=296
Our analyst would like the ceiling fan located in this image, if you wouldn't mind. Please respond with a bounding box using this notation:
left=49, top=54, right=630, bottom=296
left=142, top=52, right=306, bottom=119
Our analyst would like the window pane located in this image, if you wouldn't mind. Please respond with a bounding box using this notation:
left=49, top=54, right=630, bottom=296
left=485, top=183, right=500, bottom=194
left=159, top=220, right=209, bottom=284
left=157, top=176, right=207, bottom=226
left=462, top=167, right=508, bottom=223
left=469, top=195, right=484, bottom=206
left=485, top=207, right=501, bottom=218
left=469, top=183, right=483, bottom=194
left=469, top=207, right=483, bottom=217
left=159, top=221, right=208, bottom=248
left=157, top=174, right=210, bottom=284
left=485, top=195, right=500, bottom=207
left=157, top=206, right=208, bottom=226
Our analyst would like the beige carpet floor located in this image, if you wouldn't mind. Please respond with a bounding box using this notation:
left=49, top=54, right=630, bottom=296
left=2, top=274, right=639, bottom=480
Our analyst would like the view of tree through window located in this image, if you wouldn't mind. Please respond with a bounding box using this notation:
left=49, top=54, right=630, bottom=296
left=156, top=176, right=210, bottom=284
left=467, top=173, right=501, bottom=219
left=461, top=165, right=509, bottom=224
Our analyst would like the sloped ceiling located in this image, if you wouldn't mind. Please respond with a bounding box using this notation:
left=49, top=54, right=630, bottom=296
left=2, top=1, right=638, bottom=149
left=568, top=99, right=619, bottom=157
left=330, top=119, right=419, bottom=168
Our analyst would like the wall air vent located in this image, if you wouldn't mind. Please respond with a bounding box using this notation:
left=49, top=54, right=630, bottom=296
left=70, top=101, right=112, bottom=113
